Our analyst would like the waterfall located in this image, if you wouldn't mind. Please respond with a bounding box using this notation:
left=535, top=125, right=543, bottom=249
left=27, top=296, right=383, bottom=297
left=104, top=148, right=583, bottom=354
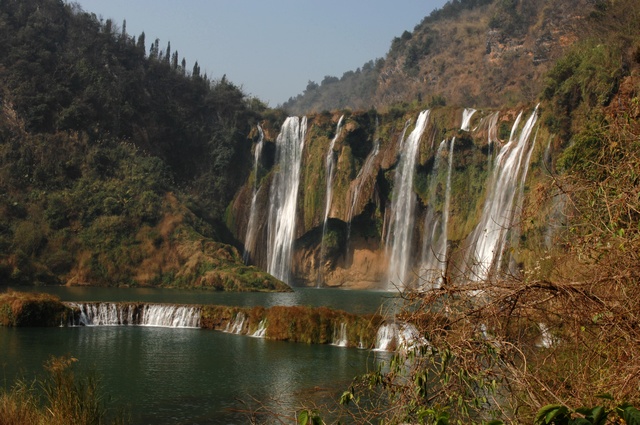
left=465, top=107, right=539, bottom=281
left=322, top=116, right=345, bottom=230
left=267, top=117, right=307, bottom=284
left=380, top=120, right=411, bottom=246
left=486, top=111, right=500, bottom=171
left=537, top=323, right=555, bottom=348
left=374, top=322, right=424, bottom=351
left=332, top=322, right=348, bottom=347
left=420, top=137, right=455, bottom=288
left=68, top=303, right=201, bottom=328
left=347, top=117, right=380, bottom=225
left=251, top=319, right=267, bottom=338
left=374, top=323, right=397, bottom=351
left=461, top=108, right=477, bottom=131
left=243, top=124, right=265, bottom=264
left=225, top=312, right=247, bottom=334
left=506, top=127, right=538, bottom=274
left=319, top=116, right=345, bottom=283
left=386, top=110, right=430, bottom=290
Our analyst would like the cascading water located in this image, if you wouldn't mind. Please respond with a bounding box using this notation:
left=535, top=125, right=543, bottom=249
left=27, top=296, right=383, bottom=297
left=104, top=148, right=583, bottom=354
left=465, top=107, right=539, bottom=281
left=374, top=323, right=397, bottom=351
left=332, top=322, right=348, bottom=347
left=420, top=137, right=455, bottom=288
left=68, top=302, right=201, bottom=328
left=318, top=116, right=345, bottom=284
left=225, top=312, right=247, bottom=334
left=243, top=124, right=265, bottom=264
left=347, top=121, right=380, bottom=225
left=374, top=322, right=424, bottom=351
left=386, top=110, right=430, bottom=290
left=267, top=117, right=307, bottom=284
left=461, top=108, right=477, bottom=131
left=486, top=111, right=500, bottom=171
left=506, top=127, right=538, bottom=274
left=251, top=319, right=267, bottom=338
left=380, top=120, right=412, bottom=249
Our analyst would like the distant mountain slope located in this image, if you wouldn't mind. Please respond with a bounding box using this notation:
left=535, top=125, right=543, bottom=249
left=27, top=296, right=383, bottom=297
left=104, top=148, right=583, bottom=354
left=283, top=0, right=594, bottom=114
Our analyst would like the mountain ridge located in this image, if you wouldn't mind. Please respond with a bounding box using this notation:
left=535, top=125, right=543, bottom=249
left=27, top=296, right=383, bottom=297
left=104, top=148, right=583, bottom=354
left=282, top=0, right=594, bottom=114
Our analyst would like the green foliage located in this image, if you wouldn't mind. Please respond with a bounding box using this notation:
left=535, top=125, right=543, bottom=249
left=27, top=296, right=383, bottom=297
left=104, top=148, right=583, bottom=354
left=556, top=118, right=605, bottom=174
left=0, top=0, right=256, bottom=218
left=322, top=229, right=341, bottom=253
left=297, top=409, right=324, bottom=425
left=429, top=95, right=447, bottom=108
left=542, top=39, right=625, bottom=141
left=534, top=402, right=640, bottom=425
left=488, top=0, right=537, bottom=37
left=0, top=0, right=284, bottom=290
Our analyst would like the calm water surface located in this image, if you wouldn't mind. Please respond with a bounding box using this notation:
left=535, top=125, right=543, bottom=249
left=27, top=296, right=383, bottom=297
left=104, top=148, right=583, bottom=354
left=0, top=286, right=397, bottom=424
left=4, top=285, right=401, bottom=315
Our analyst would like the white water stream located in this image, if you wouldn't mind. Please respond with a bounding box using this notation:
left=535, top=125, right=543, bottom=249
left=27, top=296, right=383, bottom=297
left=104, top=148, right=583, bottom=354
left=243, top=124, right=265, bottom=264
left=465, top=107, right=539, bottom=280
left=266, top=117, right=307, bottom=284
left=319, top=116, right=345, bottom=283
left=68, top=302, right=201, bottom=328
left=461, top=108, right=477, bottom=131
left=386, top=110, right=430, bottom=290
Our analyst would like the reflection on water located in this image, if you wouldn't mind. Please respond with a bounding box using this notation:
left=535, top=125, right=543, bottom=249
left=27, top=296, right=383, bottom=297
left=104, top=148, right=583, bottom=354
left=3, top=286, right=402, bottom=315
left=0, top=326, right=387, bottom=424
left=0, top=286, right=400, bottom=423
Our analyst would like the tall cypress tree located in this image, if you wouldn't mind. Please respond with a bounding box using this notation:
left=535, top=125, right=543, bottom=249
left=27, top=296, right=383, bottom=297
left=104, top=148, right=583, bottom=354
left=137, top=31, right=145, bottom=55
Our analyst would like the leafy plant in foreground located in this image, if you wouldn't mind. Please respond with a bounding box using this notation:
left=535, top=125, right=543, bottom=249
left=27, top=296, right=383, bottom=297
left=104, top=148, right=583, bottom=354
left=534, top=399, right=640, bottom=425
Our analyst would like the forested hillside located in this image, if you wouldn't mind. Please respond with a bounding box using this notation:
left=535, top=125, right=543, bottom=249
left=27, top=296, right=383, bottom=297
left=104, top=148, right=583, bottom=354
left=0, top=0, right=287, bottom=291
left=283, top=0, right=594, bottom=114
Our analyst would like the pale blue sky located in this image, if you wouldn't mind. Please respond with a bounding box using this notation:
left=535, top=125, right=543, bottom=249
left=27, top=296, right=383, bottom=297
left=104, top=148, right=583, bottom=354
left=70, top=1, right=448, bottom=106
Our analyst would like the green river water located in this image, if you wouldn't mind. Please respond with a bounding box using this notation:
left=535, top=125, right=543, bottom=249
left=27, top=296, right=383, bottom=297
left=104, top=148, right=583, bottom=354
left=1, top=287, right=397, bottom=424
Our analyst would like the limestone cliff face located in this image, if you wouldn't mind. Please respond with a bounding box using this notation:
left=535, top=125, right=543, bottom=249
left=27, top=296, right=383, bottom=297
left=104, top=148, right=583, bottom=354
left=229, top=106, right=549, bottom=289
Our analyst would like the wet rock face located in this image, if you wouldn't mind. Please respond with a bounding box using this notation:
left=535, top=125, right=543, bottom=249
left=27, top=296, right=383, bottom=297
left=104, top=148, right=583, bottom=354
left=292, top=231, right=386, bottom=289
left=234, top=106, right=550, bottom=290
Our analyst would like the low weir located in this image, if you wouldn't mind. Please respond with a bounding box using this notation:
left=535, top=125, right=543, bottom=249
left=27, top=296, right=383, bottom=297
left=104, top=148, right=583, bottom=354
left=61, top=301, right=407, bottom=350
left=67, top=302, right=202, bottom=328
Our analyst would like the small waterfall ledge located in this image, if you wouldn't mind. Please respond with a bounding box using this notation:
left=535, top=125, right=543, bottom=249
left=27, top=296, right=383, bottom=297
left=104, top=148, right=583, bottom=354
left=67, top=302, right=202, bottom=328
left=57, top=301, right=424, bottom=351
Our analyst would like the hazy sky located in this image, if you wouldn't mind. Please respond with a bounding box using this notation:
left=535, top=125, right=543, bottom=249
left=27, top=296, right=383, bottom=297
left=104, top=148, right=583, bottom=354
left=71, top=0, right=448, bottom=106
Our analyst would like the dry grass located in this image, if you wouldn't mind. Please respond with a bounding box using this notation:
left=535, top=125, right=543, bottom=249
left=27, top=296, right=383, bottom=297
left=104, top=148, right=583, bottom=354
left=0, top=356, right=128, bottom=425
